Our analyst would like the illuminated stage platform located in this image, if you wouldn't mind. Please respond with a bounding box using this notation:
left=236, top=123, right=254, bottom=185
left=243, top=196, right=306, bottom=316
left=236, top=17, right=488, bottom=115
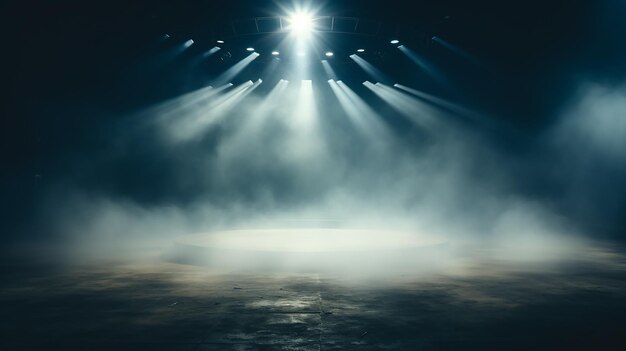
left=165, top=228, right=449, bottom=272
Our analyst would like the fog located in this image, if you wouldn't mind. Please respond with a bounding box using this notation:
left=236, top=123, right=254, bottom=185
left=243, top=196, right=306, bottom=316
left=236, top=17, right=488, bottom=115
left=19, top=70, right=626, bottom=274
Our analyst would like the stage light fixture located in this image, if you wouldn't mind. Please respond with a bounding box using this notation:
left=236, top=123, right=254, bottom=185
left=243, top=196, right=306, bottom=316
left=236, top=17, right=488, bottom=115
left=357, top=48, right=365, bottom=53
left=325, top=51, right=334, bottom=57
left=217, top=40, right=225, bottom=44
left=390, top=39, right=399, bottom=44
left=246, top=47, right=255, bottom=52
left=184, top=39, right=194, bottom=47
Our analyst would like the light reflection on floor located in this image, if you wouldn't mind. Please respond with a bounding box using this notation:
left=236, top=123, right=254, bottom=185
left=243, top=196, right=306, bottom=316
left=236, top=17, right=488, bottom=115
left=1, top=242, right=626, bottom=350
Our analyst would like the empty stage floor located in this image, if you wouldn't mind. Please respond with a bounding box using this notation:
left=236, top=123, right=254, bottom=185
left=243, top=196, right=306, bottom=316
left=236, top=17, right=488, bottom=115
left=1, top=246, right=626, bottom=350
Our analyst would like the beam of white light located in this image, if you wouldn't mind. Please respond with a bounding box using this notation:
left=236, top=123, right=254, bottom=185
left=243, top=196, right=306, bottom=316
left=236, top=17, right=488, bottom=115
left=169, top=81, right=259, bottom=142
left=432, top=36, right=481, bottom=66
left=236, top=79, right=289, bottom=133
left=188, top=46, right=222, bottom=68
left=285, top=10, right=319, bottom=64
left=227, top=79, right=263, bottom=105
left=257, top=52, right=281, bottom=79
left=336, top=80, right=390, bottom=139
left=349, top=54, right=389, bottom=83
left=151, top=40, right=198, bottom=67
left=284, top=80, right=325, bottom=159
left=397, top=45, right=448, bottom=86
left=221, top=79, right=290, bottom=155
left=183, top=39, right=194, bottom=48
left=213, top=52, right=260, bottom=86
left=191, top=81, right=252, bottom=115
left=329, top=80, right=378, bottom=139
left=393, top=84, right=484, bottom=123
left=321, top=60, right=337, bottom=80
left=328, top=79, right=357, bottom=120
left=295, top=80, right=316, bottom=127
left=363, top=81, right=437, bottom=128
left=203, top=46, right=221, bottom=58
left=254, top=79, right=289, bottom=120
left=149, top=83, right=233, bottom=125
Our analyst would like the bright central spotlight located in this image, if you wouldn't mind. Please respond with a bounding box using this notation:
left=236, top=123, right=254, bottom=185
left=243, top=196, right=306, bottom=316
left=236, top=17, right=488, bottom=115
left=357, top=48, right=365, bottom=53
left=390, top=39, right=399, bottom=44
left=325, top=51, right=334, bottom=57
left=272, top=51, right=280, bottom=56
left=246, top=47, right=255, bottom=52
left=288, top=12, right=313, bottom=36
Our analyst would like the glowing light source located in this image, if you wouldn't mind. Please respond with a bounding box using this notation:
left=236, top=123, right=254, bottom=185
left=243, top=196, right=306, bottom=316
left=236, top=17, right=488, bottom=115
left=246, top=47, right=255, bottom=52
left=272, top=51, right=280, bottom=56
left=288, top=12, right=313, bottom=35
left=297, top=51, right=306, bottom=57
left=390, top=39, right=399, bottom=44
left=357, top=48, right=365, bottom=53
left=325, top=51, right=334, bottom=57
left=216, top=40, right=224, bottom=44
left=184, top=39, right=194, bottom=48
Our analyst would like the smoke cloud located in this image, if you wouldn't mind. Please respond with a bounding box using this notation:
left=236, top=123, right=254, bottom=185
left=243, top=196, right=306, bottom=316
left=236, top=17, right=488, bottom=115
left=25, top=75, right=625, bottom=272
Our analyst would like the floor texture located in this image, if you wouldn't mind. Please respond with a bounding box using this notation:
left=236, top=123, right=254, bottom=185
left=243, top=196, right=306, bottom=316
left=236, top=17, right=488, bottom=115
left=1, top=245, right=626, bottom=350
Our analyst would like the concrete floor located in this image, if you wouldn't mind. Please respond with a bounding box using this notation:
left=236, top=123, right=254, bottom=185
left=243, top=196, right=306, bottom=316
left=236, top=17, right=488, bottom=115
left=1, top=245, right=626, bottom=350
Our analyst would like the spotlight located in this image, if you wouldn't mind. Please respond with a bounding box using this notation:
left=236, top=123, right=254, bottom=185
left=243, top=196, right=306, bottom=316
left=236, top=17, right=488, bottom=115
left=357, top=48, right=365, bottom=53
left=325, top=51, right=334, bottom=57
left=288, top=12, right=313, bottom=35
left=390, top=39, right=399, bottom=44
left=184, top=39, right=194, bottom=48
left=246, top=47, right=255, bottom=52
left=272, top=51, right=280, bottom=56
left=217, top=40, right=225, bottom=44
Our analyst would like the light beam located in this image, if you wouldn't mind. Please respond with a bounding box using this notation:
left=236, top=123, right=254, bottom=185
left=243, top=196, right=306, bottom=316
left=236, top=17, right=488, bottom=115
left=213, top=52, right=260, bottom=86
left=349, top=54, right=390, bottom=83
left=321, top=60, right=337, bottom=80
left=397, top=45, right=448, bottom=86
left=363, top=81, right=439, bottom=129
left=169, top=81, right=260, bottom=142
left=328, top=80, right=389, bottom=141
